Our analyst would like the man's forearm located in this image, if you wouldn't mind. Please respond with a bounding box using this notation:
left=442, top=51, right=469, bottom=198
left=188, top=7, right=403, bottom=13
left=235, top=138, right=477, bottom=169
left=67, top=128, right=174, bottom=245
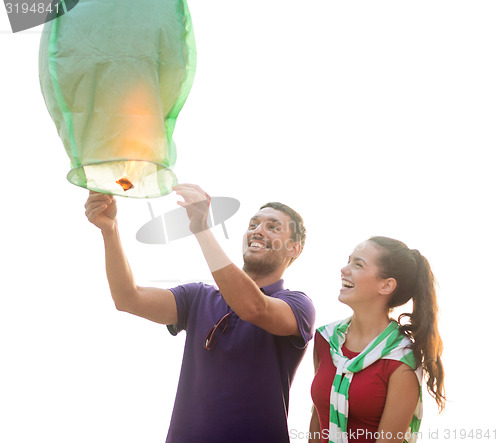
left=101, top=224, right=138, bottom=310
left=195, top=229, right=267, bottom=320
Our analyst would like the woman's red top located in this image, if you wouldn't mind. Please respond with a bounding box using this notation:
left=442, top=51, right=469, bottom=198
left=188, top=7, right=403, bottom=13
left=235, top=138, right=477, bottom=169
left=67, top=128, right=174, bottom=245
left=311, top=331, right=404, bottom=443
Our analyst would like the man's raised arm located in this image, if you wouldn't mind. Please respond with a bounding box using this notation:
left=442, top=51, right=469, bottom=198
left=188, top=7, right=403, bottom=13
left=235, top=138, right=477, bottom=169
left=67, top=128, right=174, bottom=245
left=173, top=184, right=303, bottom=337
left=85, top=191, right=177, bottom=325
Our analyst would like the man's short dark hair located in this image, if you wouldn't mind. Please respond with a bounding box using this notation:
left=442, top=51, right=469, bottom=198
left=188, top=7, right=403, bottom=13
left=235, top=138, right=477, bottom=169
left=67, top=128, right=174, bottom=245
left=259, top=202, right=306, bottom=251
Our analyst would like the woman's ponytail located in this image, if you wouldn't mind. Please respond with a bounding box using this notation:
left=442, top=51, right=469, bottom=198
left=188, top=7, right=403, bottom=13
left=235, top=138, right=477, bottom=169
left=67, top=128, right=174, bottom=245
left=406, top=250, right=445, bottom=412
left=369, top=237, right=446, bottom=412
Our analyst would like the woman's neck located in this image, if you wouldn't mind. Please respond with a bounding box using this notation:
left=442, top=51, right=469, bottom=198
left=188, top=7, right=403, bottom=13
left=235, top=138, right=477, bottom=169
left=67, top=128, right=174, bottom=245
left=344, top=310, right=391, bottom=352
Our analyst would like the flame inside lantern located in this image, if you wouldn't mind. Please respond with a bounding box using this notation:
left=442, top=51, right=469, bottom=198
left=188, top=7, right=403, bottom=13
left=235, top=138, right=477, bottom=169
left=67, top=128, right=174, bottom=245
left=116, top=177, right=135, bottom=191
left=116, top=160, right=144, bottom=191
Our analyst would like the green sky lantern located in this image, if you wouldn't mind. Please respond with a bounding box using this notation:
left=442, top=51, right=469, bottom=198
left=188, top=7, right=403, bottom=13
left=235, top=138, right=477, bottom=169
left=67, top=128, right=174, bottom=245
left=39, top=0, right=196, bottom=198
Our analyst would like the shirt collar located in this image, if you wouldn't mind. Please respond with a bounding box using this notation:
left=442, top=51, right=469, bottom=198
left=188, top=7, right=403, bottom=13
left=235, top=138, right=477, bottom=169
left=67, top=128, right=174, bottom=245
left=261, top=279, right=285, bottom=296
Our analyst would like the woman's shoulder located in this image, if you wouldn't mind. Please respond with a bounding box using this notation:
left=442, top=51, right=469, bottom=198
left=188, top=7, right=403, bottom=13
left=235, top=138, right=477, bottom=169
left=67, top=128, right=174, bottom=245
left=316, top=317, right=351, bottom=340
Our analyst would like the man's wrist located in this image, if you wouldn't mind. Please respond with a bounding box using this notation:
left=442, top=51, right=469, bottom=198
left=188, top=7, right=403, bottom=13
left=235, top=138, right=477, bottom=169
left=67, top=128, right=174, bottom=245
left=191, top=222, right=210, bottom=235
left=101, top=222, right=118, bottom=239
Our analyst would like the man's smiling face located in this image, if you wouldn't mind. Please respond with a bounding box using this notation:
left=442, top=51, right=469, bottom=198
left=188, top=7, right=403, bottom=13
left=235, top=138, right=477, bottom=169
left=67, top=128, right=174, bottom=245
left=242, top=207, right=297, bottom=276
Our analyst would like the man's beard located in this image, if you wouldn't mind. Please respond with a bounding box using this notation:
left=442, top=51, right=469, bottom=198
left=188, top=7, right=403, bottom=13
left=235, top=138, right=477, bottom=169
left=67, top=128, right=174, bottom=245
left=242, top=251, right=283, bottom=276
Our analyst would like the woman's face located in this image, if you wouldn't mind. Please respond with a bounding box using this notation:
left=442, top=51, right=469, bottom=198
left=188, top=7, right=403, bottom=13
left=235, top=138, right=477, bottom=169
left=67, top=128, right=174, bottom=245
left=339, top=240, right=389, bottom=307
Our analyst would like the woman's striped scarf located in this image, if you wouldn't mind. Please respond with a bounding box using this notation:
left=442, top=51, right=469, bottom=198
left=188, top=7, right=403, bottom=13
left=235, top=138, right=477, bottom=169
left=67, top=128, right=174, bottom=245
left=317, top=318, right=423, bottom=443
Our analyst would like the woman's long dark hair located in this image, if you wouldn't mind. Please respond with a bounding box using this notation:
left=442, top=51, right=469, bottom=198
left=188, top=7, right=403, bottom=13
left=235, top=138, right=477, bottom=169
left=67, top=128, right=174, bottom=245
left=369, top=236, right=446, bottom=412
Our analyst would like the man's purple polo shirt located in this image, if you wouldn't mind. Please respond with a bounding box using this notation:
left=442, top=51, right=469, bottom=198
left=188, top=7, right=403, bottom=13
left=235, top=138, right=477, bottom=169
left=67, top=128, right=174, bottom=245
left=165, top=279, right=315, bottom=443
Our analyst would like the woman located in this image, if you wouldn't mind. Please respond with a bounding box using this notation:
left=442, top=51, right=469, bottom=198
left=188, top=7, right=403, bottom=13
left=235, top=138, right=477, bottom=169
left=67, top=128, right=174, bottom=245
left=310, top=237, right=445, bottom=443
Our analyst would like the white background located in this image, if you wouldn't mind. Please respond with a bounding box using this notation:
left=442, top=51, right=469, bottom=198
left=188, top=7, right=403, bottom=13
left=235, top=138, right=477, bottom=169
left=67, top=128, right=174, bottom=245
left=1, top=1, right=499, bottom=442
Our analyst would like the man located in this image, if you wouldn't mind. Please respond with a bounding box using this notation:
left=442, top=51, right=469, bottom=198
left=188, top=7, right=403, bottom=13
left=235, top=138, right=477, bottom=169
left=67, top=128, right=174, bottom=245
left=85, top=184, right=315, bottom=443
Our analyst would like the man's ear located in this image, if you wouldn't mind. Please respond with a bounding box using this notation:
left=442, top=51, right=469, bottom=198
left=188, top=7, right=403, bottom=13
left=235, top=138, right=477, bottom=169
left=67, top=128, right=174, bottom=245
left=286, top=240, right=302, bottom=266
left=379, top=278, right=397, bottom=297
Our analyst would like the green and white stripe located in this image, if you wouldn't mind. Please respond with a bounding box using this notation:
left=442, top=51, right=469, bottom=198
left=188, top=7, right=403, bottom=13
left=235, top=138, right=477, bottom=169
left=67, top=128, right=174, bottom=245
left=317, top=318, right=423, bottom=443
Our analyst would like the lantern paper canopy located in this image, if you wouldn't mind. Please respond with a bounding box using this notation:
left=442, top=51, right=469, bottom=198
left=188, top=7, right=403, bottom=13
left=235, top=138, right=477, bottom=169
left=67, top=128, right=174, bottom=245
left=39, top=0, right=196, bottom=198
